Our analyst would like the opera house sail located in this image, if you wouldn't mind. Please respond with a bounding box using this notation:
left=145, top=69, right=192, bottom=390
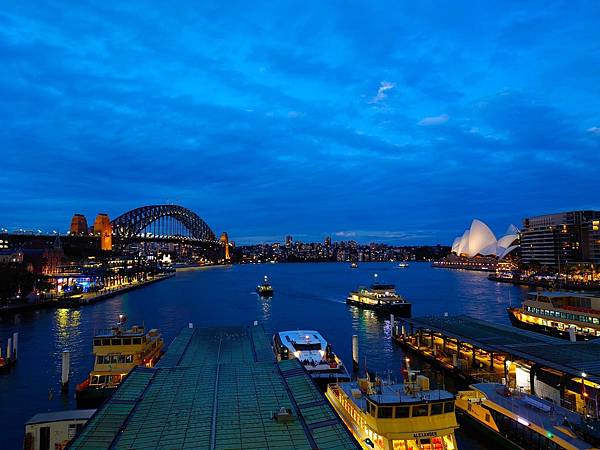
left=437, top=219, right=520, bottom=271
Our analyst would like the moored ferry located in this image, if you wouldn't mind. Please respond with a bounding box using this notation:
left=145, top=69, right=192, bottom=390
left=273, top=330, right=350, bottom=389
left=456, top=383, right=596, bottom=449
left=325, top=372, right=459, bottom=449
left=507, top=291, right=600, bottom=340
left=75, top=315, right=164, bottom=408
left=347, top=276, right=411, bottom=316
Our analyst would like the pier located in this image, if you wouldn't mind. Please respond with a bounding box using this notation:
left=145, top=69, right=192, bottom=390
left=68, top=324, right=358, bottom=449
left=395, top=315, right=600, bottom=417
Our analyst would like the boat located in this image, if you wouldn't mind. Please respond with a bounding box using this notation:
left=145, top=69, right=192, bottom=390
left=347, top=275, right=411, bottom=316
left=325, top=369, right=459, bottom=449
left=456, top=383, right=597, bottom=449
left=398, top=262, right=409, bottom=268
left=273, top=330, right=350, bottom=389
left=256, top=275, right=274, bottom=297
left=351, top=262, right=359, bottom=269
left=75, top=315, right=164, bottom=408
left=507, top=291, right=600, bottom=341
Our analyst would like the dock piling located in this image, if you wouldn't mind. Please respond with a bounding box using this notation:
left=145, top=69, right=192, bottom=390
left=390, top=314, right=395, bottom=336
left=189, top=322, right=194, bottom=328
left=352, top=335, right=359, bottom=372
left=12, top=332, right=18, bottom=360
left=569, top=326, right=576, bottom=342
left=6, top=337, right=12, bottom=360
left=61, top=350, right=70, bottom=393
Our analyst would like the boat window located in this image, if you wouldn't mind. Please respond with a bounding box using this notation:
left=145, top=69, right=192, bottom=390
left=111, top=355, right=120, bottom=363
left=122, top=338, right=132, bottom=345
left=102, top=339, right=110, bottom=345
left=142, top=336, right=146, bottom=342
left=132, top=338, right=141, bottom=344
left=94, top=339, right=101, bottom=346
left=443, top=434, right=456, bottom=450
left=367, top=401, right=377, bottom=417
left=430, top=402, right=443, bottom=415
left=111, top=338, right=121, bottom=345
left=392, top=440, right=406, bottom=450
left=412, top=404, right=429, bottom=417
left=377, top=406, right=393, bottom=418
left=444, top=402, right=455, bottom=413
left=394, top=406, right=410, bottom=418
left=125, top=355, right=133, bottom=363
left=292, top=343, right=321, bottom=351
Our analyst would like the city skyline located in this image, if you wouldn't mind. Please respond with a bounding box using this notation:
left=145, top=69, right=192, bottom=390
left=1, top=2, right=600, bottom=244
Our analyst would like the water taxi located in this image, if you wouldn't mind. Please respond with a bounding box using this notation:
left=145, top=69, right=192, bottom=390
left=325, top=371, right=459, bottom=449
left=273, top=330, right=350, bottom=389
left=256, top=275, right=274, bottom=297
left=75, top=315, right=164, bottom=408
left=456, top=383, right=596, bottom=449
left=347, top=275, right=411, bottom=316
left=507, top=291, right=600, bottom=341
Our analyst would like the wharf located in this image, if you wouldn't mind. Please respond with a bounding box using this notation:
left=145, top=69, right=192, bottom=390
left=68, top=324, right=358, bottom=450
left=0, top=273, right=174, bottom=316
left=395, top=315, right=600, bottom=416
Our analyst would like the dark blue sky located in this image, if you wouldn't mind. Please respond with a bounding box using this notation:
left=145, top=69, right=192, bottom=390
left=1, top=1, right=599, bottom=244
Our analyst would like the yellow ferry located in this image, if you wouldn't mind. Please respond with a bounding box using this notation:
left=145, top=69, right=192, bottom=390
left=326, top=371, right=459, bottom=450
left=456, top=383, right=597, bottom=449
left=75, top=314, right=163, bottom=408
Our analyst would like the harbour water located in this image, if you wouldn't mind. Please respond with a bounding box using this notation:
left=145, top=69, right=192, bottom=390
left=0, top=262, right=527, bottom=448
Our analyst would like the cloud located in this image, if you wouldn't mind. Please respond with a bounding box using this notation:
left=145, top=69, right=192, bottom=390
left=588, top=126, right=600, bottom=136
left=418, top=114, right=449, bottom=126
left=370, top=81, right=395, bottom=103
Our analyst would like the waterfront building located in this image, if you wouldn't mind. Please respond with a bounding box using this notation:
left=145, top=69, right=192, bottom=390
left=0, top=249, right=24, bottom=264
left=521, top=210, right=600, bottom=267
left=24, top=410, right=96, bottom=450
left=69, top=325, right=357, bottom=449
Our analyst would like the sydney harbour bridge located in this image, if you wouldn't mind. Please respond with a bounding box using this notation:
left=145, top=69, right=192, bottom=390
left=67, top=204, right=230, bottom=260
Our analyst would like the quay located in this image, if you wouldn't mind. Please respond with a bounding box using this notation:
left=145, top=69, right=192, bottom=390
left=0, top=273, right=175, bottom=316
left=394, top=315, right=600, bottom=417
left=68, top=323, right=358, bottom=449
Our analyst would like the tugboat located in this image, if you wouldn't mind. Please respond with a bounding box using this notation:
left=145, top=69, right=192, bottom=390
left=273, top=330, right=350, bottom=389
left=347, top=274, right=412, bottom=316
left=75, top=315, right=164, bottom=408
left=256, top=275, right=274, bottom=297
left=507, top=290, right=600, bottom=340
left=326, top=367, right=459, bottom=449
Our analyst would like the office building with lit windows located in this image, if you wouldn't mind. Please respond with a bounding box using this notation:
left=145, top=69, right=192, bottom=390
left=520, top=211, right=600, bottom=267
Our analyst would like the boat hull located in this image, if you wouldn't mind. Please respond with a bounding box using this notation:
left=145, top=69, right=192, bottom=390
left=346, top=298, right=411, bottom=316
left=75, top=386, right=116, bottom=409
left=507, top=307, right=600, bottom=341
left=456, top=407, right=521, bottom=450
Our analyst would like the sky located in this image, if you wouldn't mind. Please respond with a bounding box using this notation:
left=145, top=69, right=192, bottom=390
left=1, top=1, right=599, bottom=244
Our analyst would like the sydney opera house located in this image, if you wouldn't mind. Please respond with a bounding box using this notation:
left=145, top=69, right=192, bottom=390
left=434, top=219, right=520, bottom=271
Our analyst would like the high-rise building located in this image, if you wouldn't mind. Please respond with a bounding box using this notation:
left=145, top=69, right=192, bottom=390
left=324, top=236, right=331, bottom=247
left=520, top=211, right=600, bottom=267
left=285, top=235, right=293, bottom=248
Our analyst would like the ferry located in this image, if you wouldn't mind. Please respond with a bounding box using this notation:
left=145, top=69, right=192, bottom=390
left=273, top=330, right=350, bottom=389
left=456, top=383, right=596, bottom=449
left=398, top=262, right=409, bottom=268
left=75, top=315, right=164, bottom=408
left=256, top=275, right=274, bottom=297
left=507, top=291, right=600, bottom=340
left=325, top=370, right=459, bottom=449
left=347, top=275, right=411, bottom=316
left=351, top=262, right=359, bottom=269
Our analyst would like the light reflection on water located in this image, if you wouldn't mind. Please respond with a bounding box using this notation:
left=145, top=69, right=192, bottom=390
left=0, top=262, right=527, bottom=448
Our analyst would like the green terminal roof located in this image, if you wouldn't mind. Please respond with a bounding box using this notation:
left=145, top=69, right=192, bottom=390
left=404, top=315, right=600, bottom=383
left=69, top=325, right=357, bottom=450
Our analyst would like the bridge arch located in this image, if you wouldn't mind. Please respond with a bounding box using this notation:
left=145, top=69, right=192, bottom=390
left=111, top=205, right=216, bottom=241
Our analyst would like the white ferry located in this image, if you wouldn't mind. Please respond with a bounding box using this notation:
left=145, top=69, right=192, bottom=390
left=273, top=330, right=350, bottom=389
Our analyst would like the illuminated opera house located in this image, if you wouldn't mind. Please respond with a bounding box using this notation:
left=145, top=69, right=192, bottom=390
left=434, top=219, right=520, bottom=271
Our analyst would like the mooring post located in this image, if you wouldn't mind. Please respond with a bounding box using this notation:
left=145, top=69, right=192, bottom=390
left=189, top=322, right=194, bottom=328
left=390, top=314, right=395, bottom=337
left=12, top=332, right=18, bottom=360
left=352, top=335, right=359, bottom=372
left=61, top=350, right=70, bottom=393
left=7, top=338, right=12, bottom=360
